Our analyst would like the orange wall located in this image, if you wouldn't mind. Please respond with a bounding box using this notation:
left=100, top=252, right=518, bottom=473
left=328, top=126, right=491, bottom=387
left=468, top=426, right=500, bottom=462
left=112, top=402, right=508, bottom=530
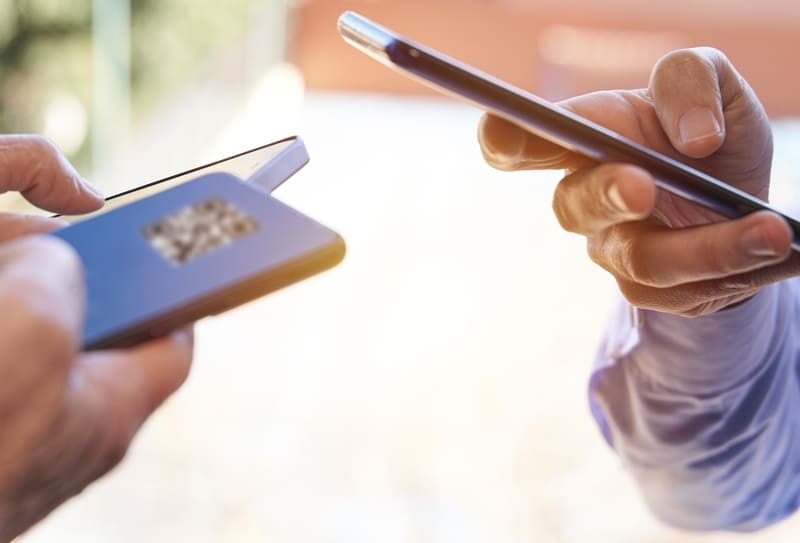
left=289, top=1, right=800, bottom=117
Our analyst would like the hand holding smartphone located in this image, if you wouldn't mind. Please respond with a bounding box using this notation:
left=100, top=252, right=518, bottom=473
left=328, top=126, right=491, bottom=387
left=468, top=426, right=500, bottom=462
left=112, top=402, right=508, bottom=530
left=337, top=11, right=800, bottom=250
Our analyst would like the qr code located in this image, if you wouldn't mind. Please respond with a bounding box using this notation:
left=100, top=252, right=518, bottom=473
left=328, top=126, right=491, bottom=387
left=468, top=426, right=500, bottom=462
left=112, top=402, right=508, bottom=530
left=143, top=197, right=259, bottom=265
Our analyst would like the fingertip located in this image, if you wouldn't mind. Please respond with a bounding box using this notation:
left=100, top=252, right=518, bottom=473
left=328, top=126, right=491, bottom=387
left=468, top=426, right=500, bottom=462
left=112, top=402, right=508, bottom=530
left=478, top=114, right=528, bottom=169
left=81, top=178, right=105, bottom=203
left=65, top=175, right=105, bottom=214
left=132, top=330, right=195, bottom=407
left=613, top=165, right=658, bottom=217
left=744, top=211, right=794, bottom=259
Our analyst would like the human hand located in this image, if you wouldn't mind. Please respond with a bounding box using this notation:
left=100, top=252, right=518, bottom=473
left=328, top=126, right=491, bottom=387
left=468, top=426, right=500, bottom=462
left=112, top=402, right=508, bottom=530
left=0, top=136, right=194, bottom=541
left=478, top=47, right=799, bottom=316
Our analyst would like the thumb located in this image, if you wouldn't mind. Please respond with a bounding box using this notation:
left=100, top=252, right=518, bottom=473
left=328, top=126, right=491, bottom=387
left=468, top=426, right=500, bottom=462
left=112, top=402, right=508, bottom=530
left=0, top=135, right=105, bottom=215
left=648, top=47, right=735, bottom=159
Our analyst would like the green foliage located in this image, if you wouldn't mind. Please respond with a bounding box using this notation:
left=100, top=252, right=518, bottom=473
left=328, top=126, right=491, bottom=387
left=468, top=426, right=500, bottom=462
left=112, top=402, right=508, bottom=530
left=0, top=0, right=259, bottom=169
left=130, top=0, right=253, bottom=114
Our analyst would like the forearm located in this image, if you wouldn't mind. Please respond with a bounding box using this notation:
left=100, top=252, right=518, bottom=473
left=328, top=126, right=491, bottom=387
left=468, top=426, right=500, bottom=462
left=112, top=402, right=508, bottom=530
left=591, top=280, right=800, bottom=531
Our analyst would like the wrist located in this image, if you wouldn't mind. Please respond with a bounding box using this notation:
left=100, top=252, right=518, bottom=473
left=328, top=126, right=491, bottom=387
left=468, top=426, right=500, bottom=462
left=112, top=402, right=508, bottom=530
left=630, top=283, right=783, bottom=395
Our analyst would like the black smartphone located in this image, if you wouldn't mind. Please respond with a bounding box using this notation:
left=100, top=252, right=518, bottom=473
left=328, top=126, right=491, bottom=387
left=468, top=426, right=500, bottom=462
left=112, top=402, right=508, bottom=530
left=50, top=139, right=345, bottom=351
left=337, top=11, right=800, bottom=250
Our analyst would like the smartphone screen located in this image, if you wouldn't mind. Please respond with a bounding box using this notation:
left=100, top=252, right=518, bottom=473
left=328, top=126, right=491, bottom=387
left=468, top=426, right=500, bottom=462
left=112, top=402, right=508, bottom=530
left=61, top=136, right=306, bottom=223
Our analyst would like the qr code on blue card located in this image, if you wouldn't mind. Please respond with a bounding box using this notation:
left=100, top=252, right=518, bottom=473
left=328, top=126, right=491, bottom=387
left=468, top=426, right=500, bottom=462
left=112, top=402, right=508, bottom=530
left=143, top=197, right=259, bottom=265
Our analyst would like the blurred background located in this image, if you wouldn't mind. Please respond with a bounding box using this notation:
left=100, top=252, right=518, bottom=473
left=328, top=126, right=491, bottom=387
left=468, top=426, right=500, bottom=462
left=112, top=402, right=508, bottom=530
left=2, top=0, right=800, bottom=541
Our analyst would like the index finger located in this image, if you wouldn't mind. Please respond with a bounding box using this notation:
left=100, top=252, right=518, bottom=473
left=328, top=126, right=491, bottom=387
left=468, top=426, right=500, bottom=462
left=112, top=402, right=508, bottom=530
left=478, top=89, right=647, bottom=172
left=478, top=114, right=586, bottom=171
left=46, top=329, right=194, bottom=502
left=0, top=135, right=105, bottom=214
left=73, top=328, right=194, bottom=440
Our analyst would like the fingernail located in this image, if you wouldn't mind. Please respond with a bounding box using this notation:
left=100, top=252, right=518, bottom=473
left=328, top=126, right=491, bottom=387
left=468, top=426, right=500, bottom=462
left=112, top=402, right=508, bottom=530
left=679, top=107, right=722, bottom=145
left=741, top=224, right=780, bottom=257
left=607, top=183, right=630, bottom=213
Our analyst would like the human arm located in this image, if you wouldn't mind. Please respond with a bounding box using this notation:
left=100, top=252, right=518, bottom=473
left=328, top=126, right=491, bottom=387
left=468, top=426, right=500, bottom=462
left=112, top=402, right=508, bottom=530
left=589, top=280, right=800, bottom=531
left=478, top=47, right=800, bottom=530
left=0, top=136, right=194, bottom=541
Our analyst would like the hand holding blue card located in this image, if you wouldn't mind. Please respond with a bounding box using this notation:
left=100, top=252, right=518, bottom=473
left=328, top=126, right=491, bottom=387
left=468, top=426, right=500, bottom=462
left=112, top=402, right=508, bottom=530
left=51, top=151, right=344, bottom=351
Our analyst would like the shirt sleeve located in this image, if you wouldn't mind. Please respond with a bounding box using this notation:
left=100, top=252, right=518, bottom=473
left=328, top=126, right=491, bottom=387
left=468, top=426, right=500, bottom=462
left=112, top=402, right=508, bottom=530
left=589, top=278, right=800, bottom=532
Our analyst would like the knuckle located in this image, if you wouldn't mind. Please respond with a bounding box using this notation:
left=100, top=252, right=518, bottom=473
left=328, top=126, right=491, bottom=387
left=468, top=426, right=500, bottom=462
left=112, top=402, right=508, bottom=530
left=98, top=433, right=132, bottom=475
left=23, top=135, right=74, bottom=185
left=586, top=231, right=618, bottom=274
left=604, top=226, right=656, bottom=286
left=616, top=283, right=639, bottom=305
left=683, top=304, right=713, bottom=318
left=552, top=171, right=598, bottom=234
left=551, top=184, right=577, bottom=232
left=618, top=280, right=692, bottom=315
left=699, top=235, right=737, bottom=276
left=713, top=276, right=754, bottom=297
left=586, top=227, right=634, bottom=280
left=586, top=236, right=605, bottom=267
left=615, top=278, right=649, bottom=308
left=75, top=425, right=133, bottom=485
left=25, top=134, right=61, bottom=158
left=680, top=296, right=726, bottom=318
left=44, top=414, right=132, bottom=501
left=624, top=259, right=656, bottom=287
